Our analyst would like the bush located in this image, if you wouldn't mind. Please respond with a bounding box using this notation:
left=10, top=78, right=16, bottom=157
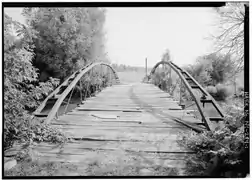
left=206, top=84, right=232, bottom=101
left=236, top=86, right=244, bottom=98
left=206, top=86, right=217, bottom=96
left=237, top=86, right=244, bottom=92
left=4, top=14, right=60, bottom=150
left=179, top=120, right=245, bottom=176
left=183, top=59, right=212, bottom=87
left=179, top=100, right=246, bottom=177
left=215, top=84, right=232, bottom=101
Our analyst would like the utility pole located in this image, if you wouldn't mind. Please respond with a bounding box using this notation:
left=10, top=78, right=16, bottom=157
left=145, top=58, right=148, bottom=77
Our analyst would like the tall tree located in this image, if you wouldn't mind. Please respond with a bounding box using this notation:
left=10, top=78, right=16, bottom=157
left=22, top=8, right=107, bottom=81
left=211, top=3, right=245, bottom=74
left=203, top=53, right=236, bottom=85
left=4, top=13, right=58, bottom=148
left=161, top=49, right=171, bottom=62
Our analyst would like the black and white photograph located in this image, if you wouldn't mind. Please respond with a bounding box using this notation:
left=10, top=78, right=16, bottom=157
left=3, top=1, right=249, bottom=178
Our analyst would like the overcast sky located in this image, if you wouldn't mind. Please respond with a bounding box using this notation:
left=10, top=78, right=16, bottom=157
left=5, top=7, right=220, bottom=67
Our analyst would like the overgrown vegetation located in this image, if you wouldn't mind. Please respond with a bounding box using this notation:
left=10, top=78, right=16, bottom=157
left=4, top=13, right=60, bottom=150
left=183, top=53, right=241, bottom=101
left=4, top=7, right=108, bottom=152
left=5, top=150, right=180, bottom=176
left=149, top=3, right=246, bottom=177
left=178, top=102, right=246, bottom=177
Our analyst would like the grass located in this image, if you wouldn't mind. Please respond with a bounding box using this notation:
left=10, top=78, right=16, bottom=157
left=4, top=160, right=80, bottom=176
left=117, top=71, right=146, bottom=83
left=4, top=149, right=181, bottom=176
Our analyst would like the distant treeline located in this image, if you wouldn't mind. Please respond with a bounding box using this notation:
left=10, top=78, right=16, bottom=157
left=111, top=63, right=152, bottom=72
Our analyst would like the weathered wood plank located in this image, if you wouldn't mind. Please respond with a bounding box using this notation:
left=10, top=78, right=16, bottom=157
left=36, top=149, right=189, bottom=171
left=75, top=107, right=143, bottom=112
left=33, top=140, right=192, bottom=153
left=34, top=82, right=195, bottom=175
left=51, top=125, right=187, bottom=133
left=58, top=129, right=187, bottom=141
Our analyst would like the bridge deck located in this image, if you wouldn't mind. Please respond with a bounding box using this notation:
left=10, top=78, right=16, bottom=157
left=32, top=83, right=198, bottom=175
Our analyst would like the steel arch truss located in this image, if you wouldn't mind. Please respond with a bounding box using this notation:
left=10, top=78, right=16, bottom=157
left=148, top=61, right=225, bottom=131
left=34, top=62, right=120, bottom=124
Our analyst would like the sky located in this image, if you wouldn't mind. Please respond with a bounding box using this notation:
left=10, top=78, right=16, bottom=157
left=4, top=7, right=220, bottom=67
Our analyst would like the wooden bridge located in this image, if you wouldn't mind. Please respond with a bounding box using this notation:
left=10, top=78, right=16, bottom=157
left=30, top=61, right=225, bottom=176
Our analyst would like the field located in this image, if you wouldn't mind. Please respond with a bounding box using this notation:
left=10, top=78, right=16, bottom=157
left=117, top=71, right=147, bottom=84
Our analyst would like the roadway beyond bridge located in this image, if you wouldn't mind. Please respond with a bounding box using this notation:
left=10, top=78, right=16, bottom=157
left=31, top=82, right=197, bottom=176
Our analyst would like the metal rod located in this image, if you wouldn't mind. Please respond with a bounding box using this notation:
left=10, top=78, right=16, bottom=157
left=149, top=61, right=212, bottom=131
left=64, top=86, right=75, bottom=114
left=42, top=62, right=119, bottom=124
left=180, top=80, right=182, bottom=105
left=109, top=67, right=111, bottom=86
left=80, top=78, right=82, bottom=102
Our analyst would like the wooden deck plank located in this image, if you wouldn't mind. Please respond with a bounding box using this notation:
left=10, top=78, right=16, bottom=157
left=34, top=140, right=191, bottom=153
left=32, top=82, right=197, bottom=176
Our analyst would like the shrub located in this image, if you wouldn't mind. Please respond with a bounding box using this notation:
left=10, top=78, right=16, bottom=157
left=236, top=86, right=244, bottom=98
left=4, top=14, right=60, bottom=150
left=179, top=100, right=246, bottom=177
left=206, top=86, right=217, bottom=96
left=183, top=60, right=212, bottom=87
left=179, top=121, right=245, bottom=177
left=215, top=84, right=232, bottom=101
left=206, top=84, right=232, bottom=101
left=237, top=86, right=244, bottom=92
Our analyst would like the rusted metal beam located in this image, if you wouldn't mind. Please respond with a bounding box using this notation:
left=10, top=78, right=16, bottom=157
left=33, top=62, right=120, bottom=124
left=148, top=61, right=226, bottom=131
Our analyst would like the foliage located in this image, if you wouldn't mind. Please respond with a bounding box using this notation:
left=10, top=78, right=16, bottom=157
left=183, top=58, right=212, bottom=86
left=206, top=84, right=232, bottom=101
left=111, top=63, right=147, bottom=72
left=4, top=13, right=59, bottom=150
left=5, top=159, right=79, bottom=176
left=77, top=71, right=110, bottom=97
left=150, top=71, right=170, bottom=91
left=5, top=7, right=109, bottom=150
left=179, top=101, right=246, bottom=177
left=28, top=123, right=67, bottom=144
left=161, top=49, right=171, bottom=62
left=235, top=86, right=244, bottom=98
left=211, top=3, right=245, bottom=73
left=205, top=86, right=217, bottom=96
left=22, top=8, right=107, bottom=81
left=184, top=53, right=236, bottom=87
left=215, top=84, right=232, bottom=101
left=203, top=53, right=236, bottom=84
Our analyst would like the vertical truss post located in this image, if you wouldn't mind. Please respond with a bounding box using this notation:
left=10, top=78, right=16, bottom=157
left=79, top=78, right=82, bottom=102
left=64, top=85, right=75, bottom=114
left=109, top=67, right=111, bottom=86
left=91, top=67, right=95, bottom=95
left=56, top=110, right=58, bottom=120
left=167, top=65, right=170, bottom=94
left=180, top=79, right=182, bottom=106
left=100, top=65, right=103, bottom=90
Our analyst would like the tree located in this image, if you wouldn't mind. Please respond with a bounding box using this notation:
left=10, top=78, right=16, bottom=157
left=204, top=53, right=236, bottom=85
left=161, top=49, right=171, bottom=62
left=184, top=52, right=237, bottom=87
left=211, top=3, right=245, bottom=74
left=22, top=8, right=107, bottom=81
left=184, top=58, right=212, bottom=87
left=4, top=13, right=58, bottom=149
